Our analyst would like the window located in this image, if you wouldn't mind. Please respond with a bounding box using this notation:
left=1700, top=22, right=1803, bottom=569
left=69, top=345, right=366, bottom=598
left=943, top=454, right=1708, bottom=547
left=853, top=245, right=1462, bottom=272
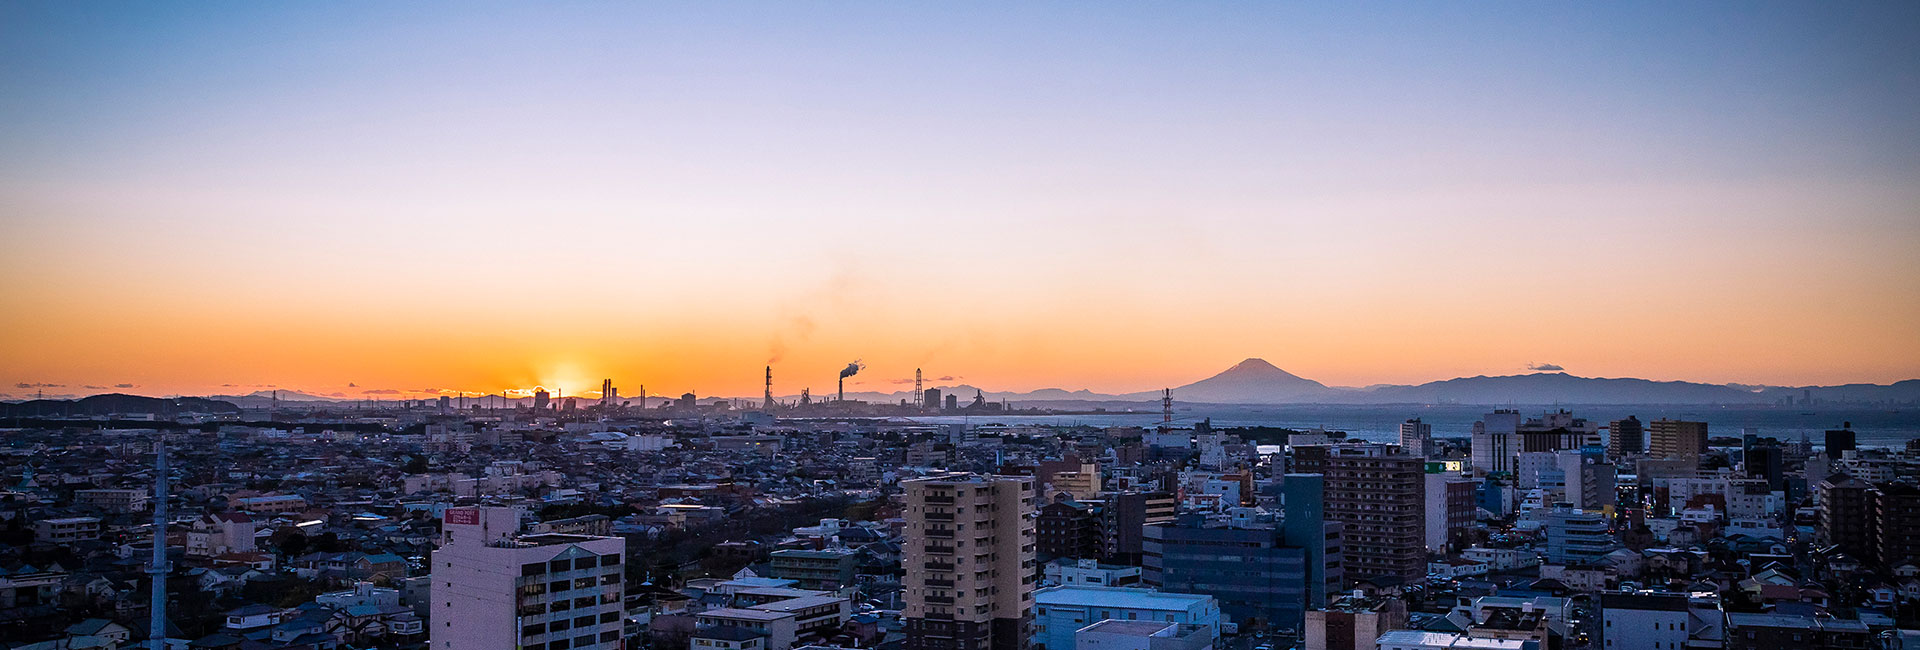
left=525, top=563, right=548, bottom=577
left=602, top=554, right=621, bottom=566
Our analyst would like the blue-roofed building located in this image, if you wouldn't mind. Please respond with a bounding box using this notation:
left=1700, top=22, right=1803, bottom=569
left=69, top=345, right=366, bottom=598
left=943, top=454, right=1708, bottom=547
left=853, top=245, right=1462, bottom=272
left=1034, top=586, right=1220, bottom=650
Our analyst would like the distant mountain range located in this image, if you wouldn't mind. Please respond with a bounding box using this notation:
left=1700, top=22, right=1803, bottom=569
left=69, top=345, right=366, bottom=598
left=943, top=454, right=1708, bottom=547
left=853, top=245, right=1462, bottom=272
left=832, top=358, right=1920, bottom=406
left=11, top=359, right=1917, bottom=409
left=0, top=393, right=241, bottom=417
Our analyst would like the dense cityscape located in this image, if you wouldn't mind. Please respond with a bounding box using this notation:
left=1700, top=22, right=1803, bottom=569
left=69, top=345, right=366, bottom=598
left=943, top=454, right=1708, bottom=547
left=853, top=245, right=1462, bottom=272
left=2, top=380, right=1918, bottom=650
left=5, top=3, right=1918, bottom=650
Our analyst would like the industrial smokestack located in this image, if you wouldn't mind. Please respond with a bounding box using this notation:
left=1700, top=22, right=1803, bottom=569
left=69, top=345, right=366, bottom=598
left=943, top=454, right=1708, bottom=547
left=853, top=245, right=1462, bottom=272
left=764, top=366, right=775, bottom=411
left=837, top=361, right=863, bottom=402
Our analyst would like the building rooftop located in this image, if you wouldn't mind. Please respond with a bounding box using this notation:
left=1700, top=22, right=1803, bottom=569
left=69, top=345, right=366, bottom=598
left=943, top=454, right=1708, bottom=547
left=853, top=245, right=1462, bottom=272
left=700, top=608, right=800, bottom=622
left=1035, top=586, right=1213, bottom=611
left=748, top=595, right=847, bottom=612
left=1374, top=630, right=1536, bottom=649
left=1078, top=620, right=1176, bottom=636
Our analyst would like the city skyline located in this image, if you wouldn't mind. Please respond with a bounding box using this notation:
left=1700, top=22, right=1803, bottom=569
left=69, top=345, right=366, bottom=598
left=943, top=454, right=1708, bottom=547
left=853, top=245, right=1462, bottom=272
left=4, top=3, right=1918, bottom=398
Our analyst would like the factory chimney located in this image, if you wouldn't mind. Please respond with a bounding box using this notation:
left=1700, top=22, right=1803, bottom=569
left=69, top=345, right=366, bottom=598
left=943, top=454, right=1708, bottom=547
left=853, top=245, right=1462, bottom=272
left=837, top=361, right=862, bottom=403
left=764, top=366, right=775, bottom=411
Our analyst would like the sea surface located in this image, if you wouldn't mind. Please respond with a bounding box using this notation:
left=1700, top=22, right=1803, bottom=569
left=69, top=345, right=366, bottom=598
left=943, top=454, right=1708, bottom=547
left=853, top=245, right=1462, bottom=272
left=909, top=404, right=1920, bottom=448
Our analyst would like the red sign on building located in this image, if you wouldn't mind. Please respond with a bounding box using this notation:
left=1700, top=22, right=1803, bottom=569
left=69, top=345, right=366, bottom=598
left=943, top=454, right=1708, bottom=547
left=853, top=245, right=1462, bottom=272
left=444, top=508, right=479, bottom=525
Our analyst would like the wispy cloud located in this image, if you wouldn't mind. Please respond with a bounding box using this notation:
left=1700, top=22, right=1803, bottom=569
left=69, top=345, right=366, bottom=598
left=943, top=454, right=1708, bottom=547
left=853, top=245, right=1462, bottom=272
left=1527, top=362, right=1565, bottom=372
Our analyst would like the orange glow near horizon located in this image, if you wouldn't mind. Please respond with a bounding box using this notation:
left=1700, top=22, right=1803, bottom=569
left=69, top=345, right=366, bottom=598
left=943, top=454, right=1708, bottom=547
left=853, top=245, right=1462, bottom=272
left=3, top=4, right=1918, bottom=399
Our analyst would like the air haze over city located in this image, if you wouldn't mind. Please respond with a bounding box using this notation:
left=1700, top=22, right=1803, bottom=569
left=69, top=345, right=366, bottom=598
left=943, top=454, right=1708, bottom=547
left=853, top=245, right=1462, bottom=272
left=3, top=3, right=1920, bottom=650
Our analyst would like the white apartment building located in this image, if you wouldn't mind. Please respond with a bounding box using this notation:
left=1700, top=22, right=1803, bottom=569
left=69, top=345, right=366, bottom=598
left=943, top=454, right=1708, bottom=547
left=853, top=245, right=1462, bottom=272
left=430, top=507, right=625, bottom=650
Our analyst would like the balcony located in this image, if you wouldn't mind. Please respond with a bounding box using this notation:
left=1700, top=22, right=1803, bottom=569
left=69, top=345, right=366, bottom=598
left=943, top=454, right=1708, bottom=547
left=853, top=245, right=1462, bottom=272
left=926, top=495, right=956, bottom=504
left=926, top=528, right=955, bottom=539
left=926, top=578, right=954, bottom=588
left=926, top=595, right=954, bottom=605
left=926, top=511, right=955, bottom=521
left=926, top=561, right=956, bottom=571
left=925, top=545, right=957, bottom=555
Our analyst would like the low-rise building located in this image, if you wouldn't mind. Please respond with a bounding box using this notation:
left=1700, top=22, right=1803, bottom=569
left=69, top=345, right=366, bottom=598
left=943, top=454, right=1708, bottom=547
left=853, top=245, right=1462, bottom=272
left=1036, top=587, right=1219, bottom=650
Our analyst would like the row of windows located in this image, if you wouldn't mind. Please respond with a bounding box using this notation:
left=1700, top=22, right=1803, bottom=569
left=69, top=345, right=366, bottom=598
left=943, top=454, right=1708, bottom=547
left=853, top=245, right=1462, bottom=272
left=520, top=575, right=620, bottom=597
left=524, top=554, right=622, bottom=576
left=520, top=630, right=619, bottom=650
left=522, top=611, right=621, bottom=636
left=522, top=595, right=616, bottom=613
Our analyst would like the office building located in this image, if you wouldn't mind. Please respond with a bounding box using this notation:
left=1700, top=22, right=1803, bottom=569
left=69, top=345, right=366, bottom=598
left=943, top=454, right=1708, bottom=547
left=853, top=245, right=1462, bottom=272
left=1143, top=516, right=1308, bottom=632
left=1101, top=492, right=1176, bottom=566
left=1826, top=427, right=1857, bottom=456
left=1725, top=612, right=1871, bottom=650
left=1557, top=449, right=1616, bottom=511
left=1817, top=474, right=1877, bottom=564
left=1648, top=420, right=1708, bottom=461
left=1143, top=480, right=1341, bottom=632
left=1743, top=442, right=1784, bottom=491
left=1878, top=482, right=1920, bottom=569
left=904, top=474, right=1037, bottom=650
left=1544, top=504, right=1617, bottom=566
left=1038, top=499, right=1103, bottom=562
left=767, top=549, right=859, bottom=591
left=1034, top=586, right=1219, bottom=650
left=73, top=488, right=150, bottom=514
left=1598, top=592, right=1687, bottom=650
left=431, top=507, right=625, bottom=650
left=33, top=517, right=101, bottom=545
left=1517, top=411, right=1598, bottom=453
left=1282, top=474, right=1344, bottom=606
left=1471, top=411, right=1520, bottom=475
left=1323, top=445, right=1426, bottom=583
left=1304, top=595, right=1407, bottom=650
left=1424, top=467, right=1476, bottom=552
left=1606, top=416, right=1643, bottom=458
left=1398, top=419, right=1432, bottom=458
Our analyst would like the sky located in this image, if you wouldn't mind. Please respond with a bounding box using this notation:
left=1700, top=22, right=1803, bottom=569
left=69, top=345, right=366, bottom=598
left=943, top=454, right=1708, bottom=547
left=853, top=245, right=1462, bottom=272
left=2, top=2, right=1918, bottom=400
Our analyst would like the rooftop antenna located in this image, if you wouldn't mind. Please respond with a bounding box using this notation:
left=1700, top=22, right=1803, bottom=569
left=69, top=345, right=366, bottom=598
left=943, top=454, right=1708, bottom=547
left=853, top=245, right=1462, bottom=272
left=148, top=432, right=169, bottom=650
